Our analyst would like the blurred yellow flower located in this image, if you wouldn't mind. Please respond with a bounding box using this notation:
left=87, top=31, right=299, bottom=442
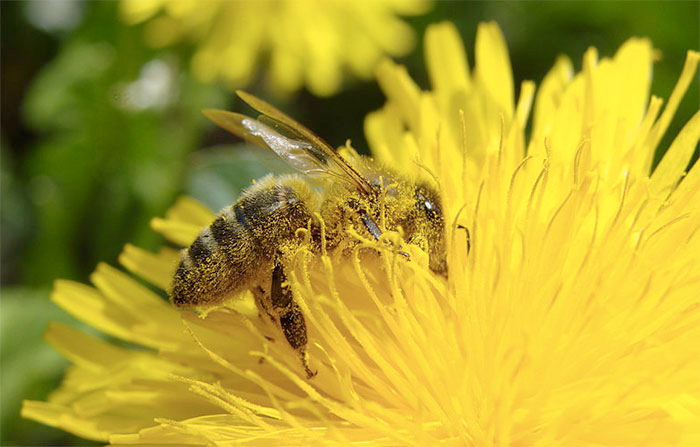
left=23, top=22, right=700, bottom=446
left=120, top=0, right=430, bottom=97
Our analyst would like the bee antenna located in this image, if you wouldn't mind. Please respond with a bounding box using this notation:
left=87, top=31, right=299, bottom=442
left=450, top=203, right=471, bottom=255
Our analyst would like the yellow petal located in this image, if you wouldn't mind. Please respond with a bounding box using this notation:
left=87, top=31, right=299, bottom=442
left=650, top=109, right=700, bottom=197
left=120, top=0, right=164, bottom=24
left=474, top=21, right=514, bottom=119
left=165, top=196, right=215, bottom=227
left=612, top=37, right=654, bottom=139
left=21, top=401, right=111, bottom=441
left=647, top=50, right=700, bottom=153
left=531, top=55, right=574, bottom=149
left=425, top=22, right=470, bottom=101
left=150, top=217, right=202, bottom=247
left=376, top=59, right=422, bottom=131
left=119, top=244, right=180, bottom=291
left=44, top=322, right=133, bottom=370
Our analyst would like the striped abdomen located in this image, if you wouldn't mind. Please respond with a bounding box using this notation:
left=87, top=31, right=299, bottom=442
left=171, top=176, right=314, bottom=308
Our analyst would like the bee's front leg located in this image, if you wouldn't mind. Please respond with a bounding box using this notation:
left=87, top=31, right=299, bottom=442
left=346, top=198, right=382, bottom=240
left=269, top=257, right=316, bottom=378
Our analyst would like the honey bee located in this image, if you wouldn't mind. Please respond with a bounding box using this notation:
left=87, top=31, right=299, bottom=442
left=172, top=91, right=446, bottom=377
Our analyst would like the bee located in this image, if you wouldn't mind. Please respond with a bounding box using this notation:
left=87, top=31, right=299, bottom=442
left=171, top=91, right=446, bottom=378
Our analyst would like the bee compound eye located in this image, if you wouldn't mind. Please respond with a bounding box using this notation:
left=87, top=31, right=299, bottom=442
left=416, top=191, right=439, bottom=221
left=423, top=199, right=436, bottom=215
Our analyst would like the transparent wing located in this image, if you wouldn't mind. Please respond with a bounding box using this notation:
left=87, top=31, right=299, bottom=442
left=201, top=91, right=373, bottom=193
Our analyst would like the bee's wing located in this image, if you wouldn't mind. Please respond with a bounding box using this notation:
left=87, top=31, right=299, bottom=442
left=205, top=91, right=373, bottom=193
left=202, top=109, right=335, bottom=178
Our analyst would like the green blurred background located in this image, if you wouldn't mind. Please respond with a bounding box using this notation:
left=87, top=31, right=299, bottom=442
left=1, top=1, right=697, bottom=445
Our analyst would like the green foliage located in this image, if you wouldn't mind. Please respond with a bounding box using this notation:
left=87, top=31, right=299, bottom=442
left=1, top=144, right=33, bottom=283
left=16, top=2, right=226, bottom=285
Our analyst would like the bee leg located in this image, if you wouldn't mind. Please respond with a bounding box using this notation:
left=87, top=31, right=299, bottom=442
left=358, top=209, right=382, bottom=241
left=271, top=259, right=316, bottom=379
left=348, top=199, right=411, bottom=260
left=347, top=199, right=383, bottom=241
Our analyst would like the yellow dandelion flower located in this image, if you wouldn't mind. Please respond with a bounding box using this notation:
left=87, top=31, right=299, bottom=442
left=120, top=0, right=430, bottom=97
left=23, top=21, right=700, bottom=446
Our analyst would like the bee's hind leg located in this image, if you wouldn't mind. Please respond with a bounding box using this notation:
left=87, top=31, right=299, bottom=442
left=270, top=257, right=316, bottom=379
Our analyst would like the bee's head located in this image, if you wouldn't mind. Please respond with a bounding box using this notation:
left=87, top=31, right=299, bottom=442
left=361, top=164, right=447, bottom=276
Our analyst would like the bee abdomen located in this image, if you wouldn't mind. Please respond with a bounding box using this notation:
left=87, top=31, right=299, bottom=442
left=187, top=227, right=217, bottom=265
left=210, top=211, right=238, bottom=247
left=170, top=176, right=315, bottom=309
left=171, top=216, right=252, bottom=308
